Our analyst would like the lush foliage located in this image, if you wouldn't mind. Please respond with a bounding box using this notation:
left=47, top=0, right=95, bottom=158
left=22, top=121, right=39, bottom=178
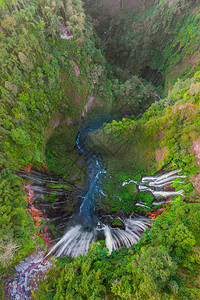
left=86, top=0, right=200, bottom=93
left=36, top=199, right=200, bottom=299
left=1, top=0, right=200, bottom=299
left=37, top=15, right=200, bottom=300
left=0, top=0, right=114, bottom=286
left=0, top=0, right=115, bottom=170
left=0, top=169, right=35, bottom=279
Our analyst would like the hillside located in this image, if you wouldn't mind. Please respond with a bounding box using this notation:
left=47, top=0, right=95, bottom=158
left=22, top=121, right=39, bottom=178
left=86, top=0, right=200, bottom=94
left=0, top=0, right=200, bottom=299
left=0, top=0, right=114, bottom=293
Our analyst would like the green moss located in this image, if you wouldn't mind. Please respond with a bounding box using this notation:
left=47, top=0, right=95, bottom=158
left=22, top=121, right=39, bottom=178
left=45, top=123, right=87, bottom=187
left=112, top=219, right=123, bottom=227
left=47, top=183, right=73, bottom=191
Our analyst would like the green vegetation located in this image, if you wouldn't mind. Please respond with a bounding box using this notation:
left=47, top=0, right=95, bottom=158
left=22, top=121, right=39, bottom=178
left=0, top=169, right=35, bottom=281
left=86, top=70, right=200, bottom=216
left=1, top=0, right=200, bottom=298
left=36, top=199, right=200, bottom=299
left=87, top=0, right=200, bottom=93
left=0, top=0, right=114, bottom=170
left=47, top=183, right=73, bottom=191
left=0, top=0, right=114, bottom=288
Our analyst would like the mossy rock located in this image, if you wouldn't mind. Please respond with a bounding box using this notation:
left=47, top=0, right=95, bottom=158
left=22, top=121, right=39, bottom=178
left=111, top=218, right=124, bottom=228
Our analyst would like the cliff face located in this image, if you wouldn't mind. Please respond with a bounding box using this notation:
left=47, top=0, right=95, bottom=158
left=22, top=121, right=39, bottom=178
left=0, top=0, right=113, bottom=279
left=86, top=70, right=200, bottom=214
left=84, top=0, right=154, bottom=17
left=86, top=0, right=200, bottom=95
left=1, top=1, right=200, bottom=298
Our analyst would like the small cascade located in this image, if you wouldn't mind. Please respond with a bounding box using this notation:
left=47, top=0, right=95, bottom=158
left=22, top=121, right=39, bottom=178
left=103, top=216, right=150, bottom=253
left=17, top=167, right=75, bottom=245
left=47, top=216, right=150, bottom=257
left=123, top=168, right=186, bottom=200
left=47, top=225, right=96, bottom=257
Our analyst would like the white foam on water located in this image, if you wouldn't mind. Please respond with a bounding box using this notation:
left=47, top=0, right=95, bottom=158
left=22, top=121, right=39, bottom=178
left=47, top=225, right=96, bottom=257
left=47, top=216, right=150, bottom=257
left=124, top=169, right=185, bottom=198
left=103, top=217, right=149, bottom=253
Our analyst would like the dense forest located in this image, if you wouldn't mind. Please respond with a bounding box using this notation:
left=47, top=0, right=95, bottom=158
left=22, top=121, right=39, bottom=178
left=0, top=0, right=200, bottom=299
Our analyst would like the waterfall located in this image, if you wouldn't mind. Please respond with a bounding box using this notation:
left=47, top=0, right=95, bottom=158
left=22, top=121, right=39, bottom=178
left=19, top=131, right=186, bottom=258
left=41, top=130, right=185, bottom=258
left=123, top=168, right=186, bottom=199
left=46, top=128, right=150, bottom=258
left=47, top=216, right=150, bottom=257
left=48, top=225, right=96, bottom=257
left=104, top=217, right=150, bottom=253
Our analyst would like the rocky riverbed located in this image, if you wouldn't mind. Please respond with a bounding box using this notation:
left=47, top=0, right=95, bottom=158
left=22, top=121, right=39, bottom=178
left=5, top=249, right=55, bottom=300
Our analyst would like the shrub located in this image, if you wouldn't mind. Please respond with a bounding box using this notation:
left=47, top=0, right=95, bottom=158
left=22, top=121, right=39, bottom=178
left=11, top=128, right=31, bottom=146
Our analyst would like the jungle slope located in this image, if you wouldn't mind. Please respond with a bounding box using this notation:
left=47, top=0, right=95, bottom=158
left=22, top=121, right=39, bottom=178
left=0, top=0, right=114, bottom=293
left=1, top=0, right=200, bottom=299
left=86, top=72, right=200, bottom=215
left=86, top=0, right=200, bottom=95
left=36, top=72, right=200, bottom=300
left=35, top=1, right=200, bottom=299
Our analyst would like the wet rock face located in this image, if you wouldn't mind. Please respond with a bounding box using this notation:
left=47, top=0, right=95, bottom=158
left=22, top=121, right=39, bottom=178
left=140, top=66, right=163, bottom=87
left=5, top=250, right=55, bottom=300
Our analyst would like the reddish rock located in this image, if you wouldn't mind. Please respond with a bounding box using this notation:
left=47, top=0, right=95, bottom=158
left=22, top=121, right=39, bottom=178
left=156, top=146, right=167, bottom=163
left=72, top=58, right=80, bottom=78
left=190, top=173, right=200, bottom=196
left=23, top=166, right=51, bottom=248
left=190, top=136, right=200, bottom=166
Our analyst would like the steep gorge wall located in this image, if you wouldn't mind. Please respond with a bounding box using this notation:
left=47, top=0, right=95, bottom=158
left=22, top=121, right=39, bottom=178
left=86, top=0, right=200, bottom=95
left=0, top=0, right=113, bottom=278
left=85, top=70, right=200, bottom=215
